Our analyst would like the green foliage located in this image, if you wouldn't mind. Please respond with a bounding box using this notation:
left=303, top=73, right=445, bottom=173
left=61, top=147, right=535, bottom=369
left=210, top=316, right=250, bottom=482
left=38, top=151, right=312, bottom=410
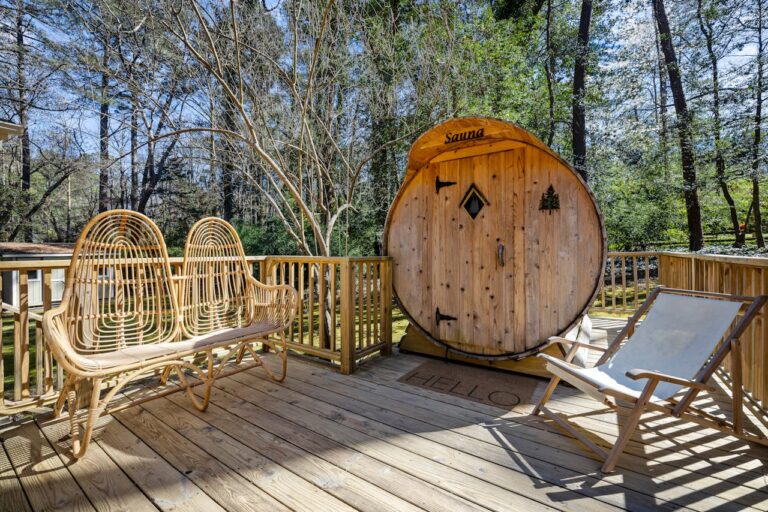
left=235, top=218, right=303, bottom=256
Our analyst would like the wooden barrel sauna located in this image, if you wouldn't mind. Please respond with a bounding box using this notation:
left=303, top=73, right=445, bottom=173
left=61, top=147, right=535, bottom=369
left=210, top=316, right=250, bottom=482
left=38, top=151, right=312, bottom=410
left=384, top=117, right=606, bottom=360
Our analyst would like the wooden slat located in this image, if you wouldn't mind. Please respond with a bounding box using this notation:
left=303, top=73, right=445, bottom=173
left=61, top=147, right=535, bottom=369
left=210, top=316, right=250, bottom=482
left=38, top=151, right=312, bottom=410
left=96, top=418, right=225, bottom=511
left=288, top=262, right=295, bottom=342
left=35, top=416, right=157, bottom=512
left=0, top=442, right=31, bottom=512
left=298, top=262, right=305, bottom=345
left=632, top=255, right=638, bottom=307
left=374, top=262, right=381, bottom=345
left=357, top=262, right=363, bottom=350
left=319, top=263, right=327, bottom=349
left=3, top=422, right=94, bottom=511
left=367, top=262, right=373, bottom=346
left=330, top=263, right=337, bottom=351
left=610, top=256, right=616, bottom=310
left=42, top=268, right=53, bottom=395
left=115, top=406, right=291, bottom=511
left=14, top=270, right=29, bottom=400
left=621, top=255, right=627, bottom=311
left=308, top=263, right=315, bottom=347
left=340, top=261, right=355, bottom=375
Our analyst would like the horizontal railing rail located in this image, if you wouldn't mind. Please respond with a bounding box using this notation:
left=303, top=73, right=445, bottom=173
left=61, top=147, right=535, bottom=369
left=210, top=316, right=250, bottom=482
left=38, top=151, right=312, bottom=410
left=0, top=255, right=392, bottom=415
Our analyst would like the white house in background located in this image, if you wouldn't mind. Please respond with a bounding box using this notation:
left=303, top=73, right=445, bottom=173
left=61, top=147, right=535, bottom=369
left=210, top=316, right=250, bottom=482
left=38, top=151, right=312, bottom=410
left=0, top=120, right=23, bottom=141
left=1, top=243, right=73, bottom=308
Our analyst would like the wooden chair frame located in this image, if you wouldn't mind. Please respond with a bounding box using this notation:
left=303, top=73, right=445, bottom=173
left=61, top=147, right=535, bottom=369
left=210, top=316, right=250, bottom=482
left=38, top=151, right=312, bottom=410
left=43, top=211, right=298, bottom=458
left=532, top=286, right=768, bottom=473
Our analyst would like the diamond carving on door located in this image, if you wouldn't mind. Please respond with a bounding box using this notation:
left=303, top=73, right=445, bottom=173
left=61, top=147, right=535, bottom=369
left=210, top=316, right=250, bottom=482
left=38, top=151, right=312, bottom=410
left=460, top=184, right=488, bottom=220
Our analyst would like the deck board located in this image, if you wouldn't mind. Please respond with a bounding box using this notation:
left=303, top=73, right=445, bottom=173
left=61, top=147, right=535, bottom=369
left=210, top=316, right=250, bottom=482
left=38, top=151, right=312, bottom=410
left=253, top=356, right=759, bottom=511
left=1, top=350, right=767, bottom=512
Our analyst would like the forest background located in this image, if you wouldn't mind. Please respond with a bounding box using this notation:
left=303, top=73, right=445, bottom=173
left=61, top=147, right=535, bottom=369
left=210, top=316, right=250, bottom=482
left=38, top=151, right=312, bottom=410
left=0, top=0, right=765, bottom=256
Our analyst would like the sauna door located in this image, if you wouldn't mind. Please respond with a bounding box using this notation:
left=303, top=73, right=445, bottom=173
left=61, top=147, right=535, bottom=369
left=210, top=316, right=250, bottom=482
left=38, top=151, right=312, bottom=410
left=429, top=150, right=519, bottom=352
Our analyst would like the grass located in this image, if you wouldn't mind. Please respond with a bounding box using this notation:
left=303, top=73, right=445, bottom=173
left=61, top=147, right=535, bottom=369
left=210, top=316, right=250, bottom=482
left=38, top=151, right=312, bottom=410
left=2, top=314, right=39, bottom=393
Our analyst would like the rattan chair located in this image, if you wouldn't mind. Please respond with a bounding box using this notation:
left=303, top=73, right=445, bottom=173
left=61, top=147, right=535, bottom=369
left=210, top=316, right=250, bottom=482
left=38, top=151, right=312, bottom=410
left=43, top=210, right=297, bottom=458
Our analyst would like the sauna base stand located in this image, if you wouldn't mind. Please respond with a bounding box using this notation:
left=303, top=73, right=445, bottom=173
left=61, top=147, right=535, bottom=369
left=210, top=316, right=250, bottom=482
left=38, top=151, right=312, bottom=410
left=397, top=325, right=563, bottom=379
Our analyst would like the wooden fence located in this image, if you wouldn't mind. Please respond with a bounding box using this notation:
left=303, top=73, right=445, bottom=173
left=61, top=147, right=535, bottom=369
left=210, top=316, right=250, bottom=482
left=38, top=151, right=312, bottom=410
left=0, top=255, right=392, bottom=415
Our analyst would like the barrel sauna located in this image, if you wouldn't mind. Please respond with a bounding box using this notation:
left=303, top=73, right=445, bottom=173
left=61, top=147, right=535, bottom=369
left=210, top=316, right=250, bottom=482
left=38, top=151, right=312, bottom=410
left=384, top=117, right=605, bottom=362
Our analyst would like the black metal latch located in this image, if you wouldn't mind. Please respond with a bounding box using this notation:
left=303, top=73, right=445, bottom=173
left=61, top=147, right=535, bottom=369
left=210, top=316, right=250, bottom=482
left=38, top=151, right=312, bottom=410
left=436, top=307, right=457, bottom=325
left=435, top=176, right=457, bottom=194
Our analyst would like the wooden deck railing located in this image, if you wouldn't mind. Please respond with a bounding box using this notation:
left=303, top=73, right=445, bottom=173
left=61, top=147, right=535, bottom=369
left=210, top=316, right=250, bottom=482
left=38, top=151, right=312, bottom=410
left=0, top=255, right=392, bottom=415
left=260, top=256, right=393, bottom=375
left=592, top=251, right=768, bottom=420
left=2, top=251, right=764, bottom=418
left=591, top=252, right=661, bottom=313
left=657, top=252, right=768, bottom=415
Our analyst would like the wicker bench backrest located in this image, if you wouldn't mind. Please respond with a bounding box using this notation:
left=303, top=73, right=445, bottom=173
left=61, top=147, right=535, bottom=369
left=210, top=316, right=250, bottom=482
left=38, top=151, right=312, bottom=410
left=63, top=210, right=180, bottom=354
left=180, top=217, right=255, bottom=337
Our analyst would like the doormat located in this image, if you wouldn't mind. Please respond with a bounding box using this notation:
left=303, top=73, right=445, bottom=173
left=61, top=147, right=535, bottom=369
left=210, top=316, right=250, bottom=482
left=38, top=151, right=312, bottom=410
left=397, top=359, right=539, bottom=409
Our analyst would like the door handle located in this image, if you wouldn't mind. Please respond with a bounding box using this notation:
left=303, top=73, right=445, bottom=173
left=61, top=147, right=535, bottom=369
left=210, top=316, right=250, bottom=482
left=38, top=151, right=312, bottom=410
left=497, top=243, right=506, bottom=267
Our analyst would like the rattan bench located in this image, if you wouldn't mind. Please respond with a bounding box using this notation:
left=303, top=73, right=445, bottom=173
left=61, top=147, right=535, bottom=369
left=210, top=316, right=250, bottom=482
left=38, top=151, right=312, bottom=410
left=43, top=210, right=297, bottom=458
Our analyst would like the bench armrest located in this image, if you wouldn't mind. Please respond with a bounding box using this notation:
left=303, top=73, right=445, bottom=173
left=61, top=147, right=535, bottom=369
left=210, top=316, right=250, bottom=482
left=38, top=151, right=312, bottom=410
left=248, top=276, right=299, bottom=328
left=42, top=303, right=84, bottom=375
left=625, top=369, right=714, bottom=392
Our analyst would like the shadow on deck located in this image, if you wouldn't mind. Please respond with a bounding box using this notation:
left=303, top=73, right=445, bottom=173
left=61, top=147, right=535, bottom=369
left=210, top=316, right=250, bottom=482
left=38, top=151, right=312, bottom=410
left=1, top=333, right=767, bottom=511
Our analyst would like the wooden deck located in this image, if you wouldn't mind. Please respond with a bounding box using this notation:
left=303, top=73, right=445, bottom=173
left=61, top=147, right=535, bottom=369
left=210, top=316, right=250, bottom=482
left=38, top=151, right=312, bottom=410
left=1, top=348, right=767, bottom=512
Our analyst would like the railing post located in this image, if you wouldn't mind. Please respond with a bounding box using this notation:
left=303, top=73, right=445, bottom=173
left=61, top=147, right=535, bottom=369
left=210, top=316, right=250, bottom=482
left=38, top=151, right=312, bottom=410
left=381, top=259, right=393, bottom=356
left=15, top=270, right=29, bottom=400
left=340, top=259, right=355, bottom=375
left=42, top=268, right=53, bottom=393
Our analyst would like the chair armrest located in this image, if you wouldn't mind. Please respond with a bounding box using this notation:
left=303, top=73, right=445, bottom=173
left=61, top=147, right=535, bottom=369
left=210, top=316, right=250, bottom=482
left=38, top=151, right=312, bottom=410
left=625, top=369, right=714, bottom=392
left=545, top=336, right=607, bottom=352
left=248, top=276, right=299, bottom=328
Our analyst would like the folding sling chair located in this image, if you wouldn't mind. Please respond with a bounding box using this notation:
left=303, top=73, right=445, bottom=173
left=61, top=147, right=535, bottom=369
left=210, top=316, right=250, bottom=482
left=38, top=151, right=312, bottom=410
left=532, top=286, right=768, bottom=473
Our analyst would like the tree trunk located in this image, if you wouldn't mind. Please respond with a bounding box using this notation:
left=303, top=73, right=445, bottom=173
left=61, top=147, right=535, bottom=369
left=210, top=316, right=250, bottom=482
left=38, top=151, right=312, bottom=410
left=696, top=0, right=742, bottom=246
left=654, top=10, right=669, bottom=178
left=130, top=97, right=139, bottom=210
left=16, top=0, right=31, bottom=241
left=571, top=0, right=592, bottom=180
left=652, top=0, right=704, bottom=251
left=544, top=0, right=555, bottom=146
left=98, top=39, right=110, bottom=213
left=753, top=0, right=765, bottom=248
